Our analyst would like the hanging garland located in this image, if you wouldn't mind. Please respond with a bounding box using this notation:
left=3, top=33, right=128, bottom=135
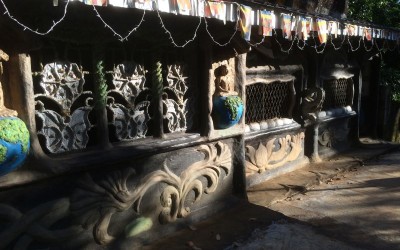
left=0, top=0, right=399, bottom=52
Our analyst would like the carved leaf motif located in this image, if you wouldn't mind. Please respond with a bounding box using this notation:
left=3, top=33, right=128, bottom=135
left=286, top=132, right=305, bottom=161
left=39, top=62, right=85, bottom=111
left=245, top=145, right=257, bottom=166
left=109, top=101, right=150, bottom=140
left=70, top=142, right=232, bottom=245
left=34, top=62, right=93, bottom=154
left=163, top=64, right=189, bottom=133
left=36, top=106, right=92, bottom=153
left=254, top=142, right=269, bottom=171
left=109, top=62, right=150, bottom=141
left=245, top=133, right=305, bottom=174
left=269, top=135, right=291, bottom=163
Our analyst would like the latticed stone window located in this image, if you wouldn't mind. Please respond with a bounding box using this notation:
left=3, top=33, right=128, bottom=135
left=34, top=62, right=94, bottom=154
left=322, top=78, right=354, bottom=110
left=32, top=56, right=194, bottom=154
left=245, top=80, right=293, bottom=124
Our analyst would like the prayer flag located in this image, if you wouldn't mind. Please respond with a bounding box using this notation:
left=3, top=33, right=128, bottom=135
left=135, top=0, right=152, bottom=10
left=176, top=0, right=191, bottom=15
left=347, top=24, right=358, bottom=36
left=365, top=28, right=372, bottom=41
left=156, top=0, right=170, bottom=12
left=328, top=21, right=338, bottom=38
left=317, top=19, right=327, bottom=43
left=300, top=17, right=312, bottom=40
left=374, top=29, right=381, bottom=39
left=84, top=0, right=107, bottom=5
left=239, top=5, right=252, bottom=41
left=259, top=10, right=274, bottom=36
left=281, top=14, right=292, bottom=39
left=207, top=1, right=226, bottom=22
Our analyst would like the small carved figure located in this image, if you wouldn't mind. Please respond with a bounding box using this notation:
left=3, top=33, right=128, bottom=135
left=214, top=65, right=237, bottom=96
left=301, top=87, right=325, bottom=121
left=0, top=50, right=17, bottom=117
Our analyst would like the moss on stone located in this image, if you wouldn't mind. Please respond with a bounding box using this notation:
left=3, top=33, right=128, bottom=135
left=224, top=96, right=243, bottom=120
left=0, top=144, right=6, bottom=162
left=0, top=118, right=29, bottom=153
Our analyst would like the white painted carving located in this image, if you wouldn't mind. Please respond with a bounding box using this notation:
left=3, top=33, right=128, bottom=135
left=71, top=142, right=231, bottom=244
left=108, top=62, right=150, bottom=140
left=35, top=62, right=93, bottom=153
left=245, top=133, right=305, bottom=174
left=163, top=64, right=188, bottom=133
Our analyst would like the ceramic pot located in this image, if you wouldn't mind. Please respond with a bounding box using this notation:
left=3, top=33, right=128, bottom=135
left=212, top=95, right=243, bottom=129
left=0, top=116, right=30, bottom=176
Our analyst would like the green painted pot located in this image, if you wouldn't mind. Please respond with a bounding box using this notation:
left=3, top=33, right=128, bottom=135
left=0, top=117, right=30, bottom=176
left=212, top=95, right=243, bottom=129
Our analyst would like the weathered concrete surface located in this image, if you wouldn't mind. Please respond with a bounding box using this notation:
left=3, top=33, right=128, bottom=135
left=246, top=138, right=400, bottom=250
left=143, top=139, right=400, bottom=249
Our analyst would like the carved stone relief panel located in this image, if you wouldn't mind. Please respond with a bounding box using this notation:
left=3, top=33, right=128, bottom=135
left=0, top=141, right=232, bottom=248
left=245, top=132, right=305, bottom=175
left=318, top=121, right=349, bottom=148
left=108, top=62, right=151, bottom=141
left=35, top=62, right=93, bottom=154
left=163, top=64, right=189, bottom=133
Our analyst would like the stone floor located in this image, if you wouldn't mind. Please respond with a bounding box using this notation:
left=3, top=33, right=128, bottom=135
left=143, top=140, right=400, bottom=250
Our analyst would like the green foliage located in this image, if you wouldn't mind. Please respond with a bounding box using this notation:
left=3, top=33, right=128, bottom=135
left=348, top=0, right=400, bottom=28
left=0, top=144, right=6, bottom=163
left=0, top=118, right=30, bottom=154
left=152, top=61, right=164, bottom=97
left=94, top=60, right=108, bottom=110
left=380, top=63, right=400, bottom=102
left=224, top=96, right=243, bottom=120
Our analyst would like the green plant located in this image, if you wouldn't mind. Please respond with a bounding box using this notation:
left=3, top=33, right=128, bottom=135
left=380, top=63, right=400, bottom=102
left=0, top=118, right=30, bottom=162
left=152, top=61, right=163, bottom=97
left=224, top=96, right=243, bottom=120
left=94, top=60, right=108, bottom=110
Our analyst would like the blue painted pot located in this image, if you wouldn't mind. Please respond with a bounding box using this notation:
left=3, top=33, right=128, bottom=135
left=212, top=95, right=243, bottom=129
left=0, top=117, right=30, bottom=176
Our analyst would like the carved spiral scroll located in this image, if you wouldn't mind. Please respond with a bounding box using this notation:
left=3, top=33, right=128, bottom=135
left=71, top=141, right=232, bottom=244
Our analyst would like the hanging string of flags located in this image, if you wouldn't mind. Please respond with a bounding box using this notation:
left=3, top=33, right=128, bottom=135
left=72, top=0, right=400, bottom=41
left=1, top=0, right=400, bottom=51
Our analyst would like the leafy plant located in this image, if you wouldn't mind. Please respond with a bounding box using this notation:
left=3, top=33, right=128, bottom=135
left=224, top=96, right=243, bottom=120
left=348, top=0, right=400, bottom=28
left=380, top=63, right=400, bottom=102
left=94, top=60, right=108, bottom=110
left=152, top=61, right=163, bottom=97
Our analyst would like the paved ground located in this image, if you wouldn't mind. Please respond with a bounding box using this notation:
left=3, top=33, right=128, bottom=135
left=144, top=140, right=400, bottom=250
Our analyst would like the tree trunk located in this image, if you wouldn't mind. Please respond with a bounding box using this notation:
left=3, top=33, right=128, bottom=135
left=391, top=105, right=400, bottom=142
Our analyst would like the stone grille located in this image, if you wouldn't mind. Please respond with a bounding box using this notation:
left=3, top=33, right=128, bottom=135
left=245, top=81, right=291, bottom=123
left=323, top=78, right=353, bottom=109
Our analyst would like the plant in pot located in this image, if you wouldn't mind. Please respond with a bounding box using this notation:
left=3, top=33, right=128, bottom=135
left=212, top=65, right=243, bottom=129
left=0, top=50, right=30, bottom=176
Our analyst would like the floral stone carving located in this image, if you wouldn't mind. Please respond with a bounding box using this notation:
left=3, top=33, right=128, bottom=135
left=212, top=65, right=243, bottom=129
left=35, top=62, right=93, bottom=153
left=71, top=141, right=232, bottom=245
left=0, top=142, right=232, bottom=248
left=108, top=62, right=150, bottom=140
left=319, top=124, right=349, bottom=148
left=163, top=64, right=189, bottom=133
left=245, top=133, right=305, bottom=174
